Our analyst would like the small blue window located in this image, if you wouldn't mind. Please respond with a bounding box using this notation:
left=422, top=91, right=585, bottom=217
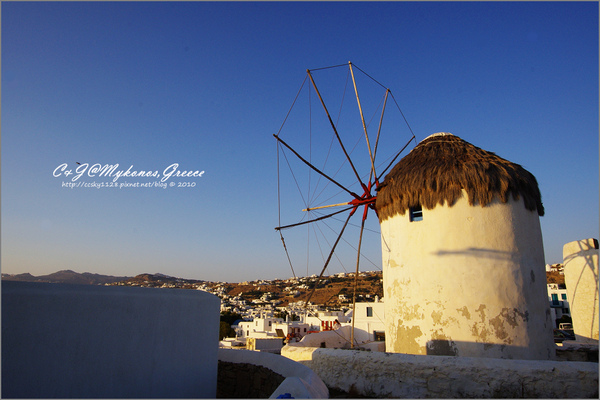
left=410, top=205, right=423, bottom=222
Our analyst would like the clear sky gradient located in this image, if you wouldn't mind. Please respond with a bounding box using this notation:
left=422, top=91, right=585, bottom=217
left=2, top=1, right=598, bottom=283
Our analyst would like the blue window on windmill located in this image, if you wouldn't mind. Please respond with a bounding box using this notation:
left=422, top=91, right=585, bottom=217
left=410, top=205, right=423, bottom=222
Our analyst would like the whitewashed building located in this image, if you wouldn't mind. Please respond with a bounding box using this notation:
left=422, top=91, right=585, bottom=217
left=350, top=300, right=386, bottom=347
left=547, top=283, right=570, bottom=327
left=304, top=310, right=349, bottom=332
left=234, top=313, right=310, bottom=352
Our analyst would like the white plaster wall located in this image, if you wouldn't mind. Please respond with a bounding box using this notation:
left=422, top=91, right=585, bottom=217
left=295, top=325, right=353, bottom=348
left=238, top=320, right=253, bottom=338
left=2, top=281, right=220, bottom=398
left=305, top=311, right=349, bottom=330
left=352, top=302, right=386, bottom=344
left=380, top=191, right=554, bottom=360
left=563, top=238, right=599, bottom=342
left=247, top=337, right=284, bottom=353
left=282, top=346, right=598, bottom=398
left=292, top=324, right=386, bottom=351
left=547, top=283, right=570, bottom=327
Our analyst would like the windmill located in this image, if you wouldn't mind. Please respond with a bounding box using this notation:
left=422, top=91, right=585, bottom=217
left=274, top=62, right=415, bottom=348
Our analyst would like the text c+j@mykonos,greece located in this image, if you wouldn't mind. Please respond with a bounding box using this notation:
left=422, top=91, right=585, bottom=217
left=53, top=163, right=204, bottom=183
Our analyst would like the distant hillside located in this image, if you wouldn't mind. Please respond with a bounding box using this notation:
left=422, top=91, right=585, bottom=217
left=546, top=271, right=565, bottom=285
left=108, top=270, right=385, bottom=307
left=1, top=270, right=131, bottom=285
left=117, top=273, right=205, bottom=288
left=546, top=264, right=565, bottom=285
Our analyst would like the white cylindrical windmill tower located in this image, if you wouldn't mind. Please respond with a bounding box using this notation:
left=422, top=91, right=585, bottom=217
left=375, top=132, right=555, bottom=360
left=563, top=238, right=599, bottom=343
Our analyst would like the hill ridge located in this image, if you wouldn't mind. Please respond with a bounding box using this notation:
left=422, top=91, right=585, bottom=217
left=2, top=270, right=131, bottom=285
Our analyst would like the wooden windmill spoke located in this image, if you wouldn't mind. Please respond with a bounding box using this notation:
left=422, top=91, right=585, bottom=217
left=275, top=206, right=354, bottom=231
left=302, top=202, right=351, bottom=212
left=371, top=89, right=390, bottom=182
left=379, top=136, right=416, bottom=179
left=275, top=63, right=416, bottom=347
left=307, top=69, right=368, bottom=192
left=318, top=214, right=382, bottom=270
left=349, top=62, right=378, bottom=184
left=350, top=216, right=367, bottom=349
left=304, top=210, right=354, bottom=306
left=274, top=134, right=360, bottom=201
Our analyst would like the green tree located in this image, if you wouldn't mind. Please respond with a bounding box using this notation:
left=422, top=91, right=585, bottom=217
left=274, top=310, right=299, bottom=321
left=220, top=311, right=243, bottom=326
left=219, top=321, right=236, bottom=340
left=219, top=311, right=242, bottom=340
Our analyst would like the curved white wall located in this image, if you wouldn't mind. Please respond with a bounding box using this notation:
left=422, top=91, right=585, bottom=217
left=380, top=190, right=554, bottom=360
left=2, top=281, right=220, bottom=398
left=218, top=348, right=329, bottom=399
left=563, top=238, right=599, bottom=343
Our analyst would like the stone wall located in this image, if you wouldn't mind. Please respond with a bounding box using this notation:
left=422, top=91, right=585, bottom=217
left=282, top=346, right=598, bottom=398
left=556, top=342, right=599, bottom=362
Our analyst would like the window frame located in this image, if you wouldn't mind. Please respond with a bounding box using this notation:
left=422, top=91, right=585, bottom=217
left=409, top=205, right=423, bottom=222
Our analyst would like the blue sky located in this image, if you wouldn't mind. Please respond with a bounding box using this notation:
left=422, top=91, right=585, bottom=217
left=2, top=1, right=598, bottom=283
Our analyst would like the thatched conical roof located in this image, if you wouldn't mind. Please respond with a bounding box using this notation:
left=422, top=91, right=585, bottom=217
left=376, top=133, right=544, bottom=222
